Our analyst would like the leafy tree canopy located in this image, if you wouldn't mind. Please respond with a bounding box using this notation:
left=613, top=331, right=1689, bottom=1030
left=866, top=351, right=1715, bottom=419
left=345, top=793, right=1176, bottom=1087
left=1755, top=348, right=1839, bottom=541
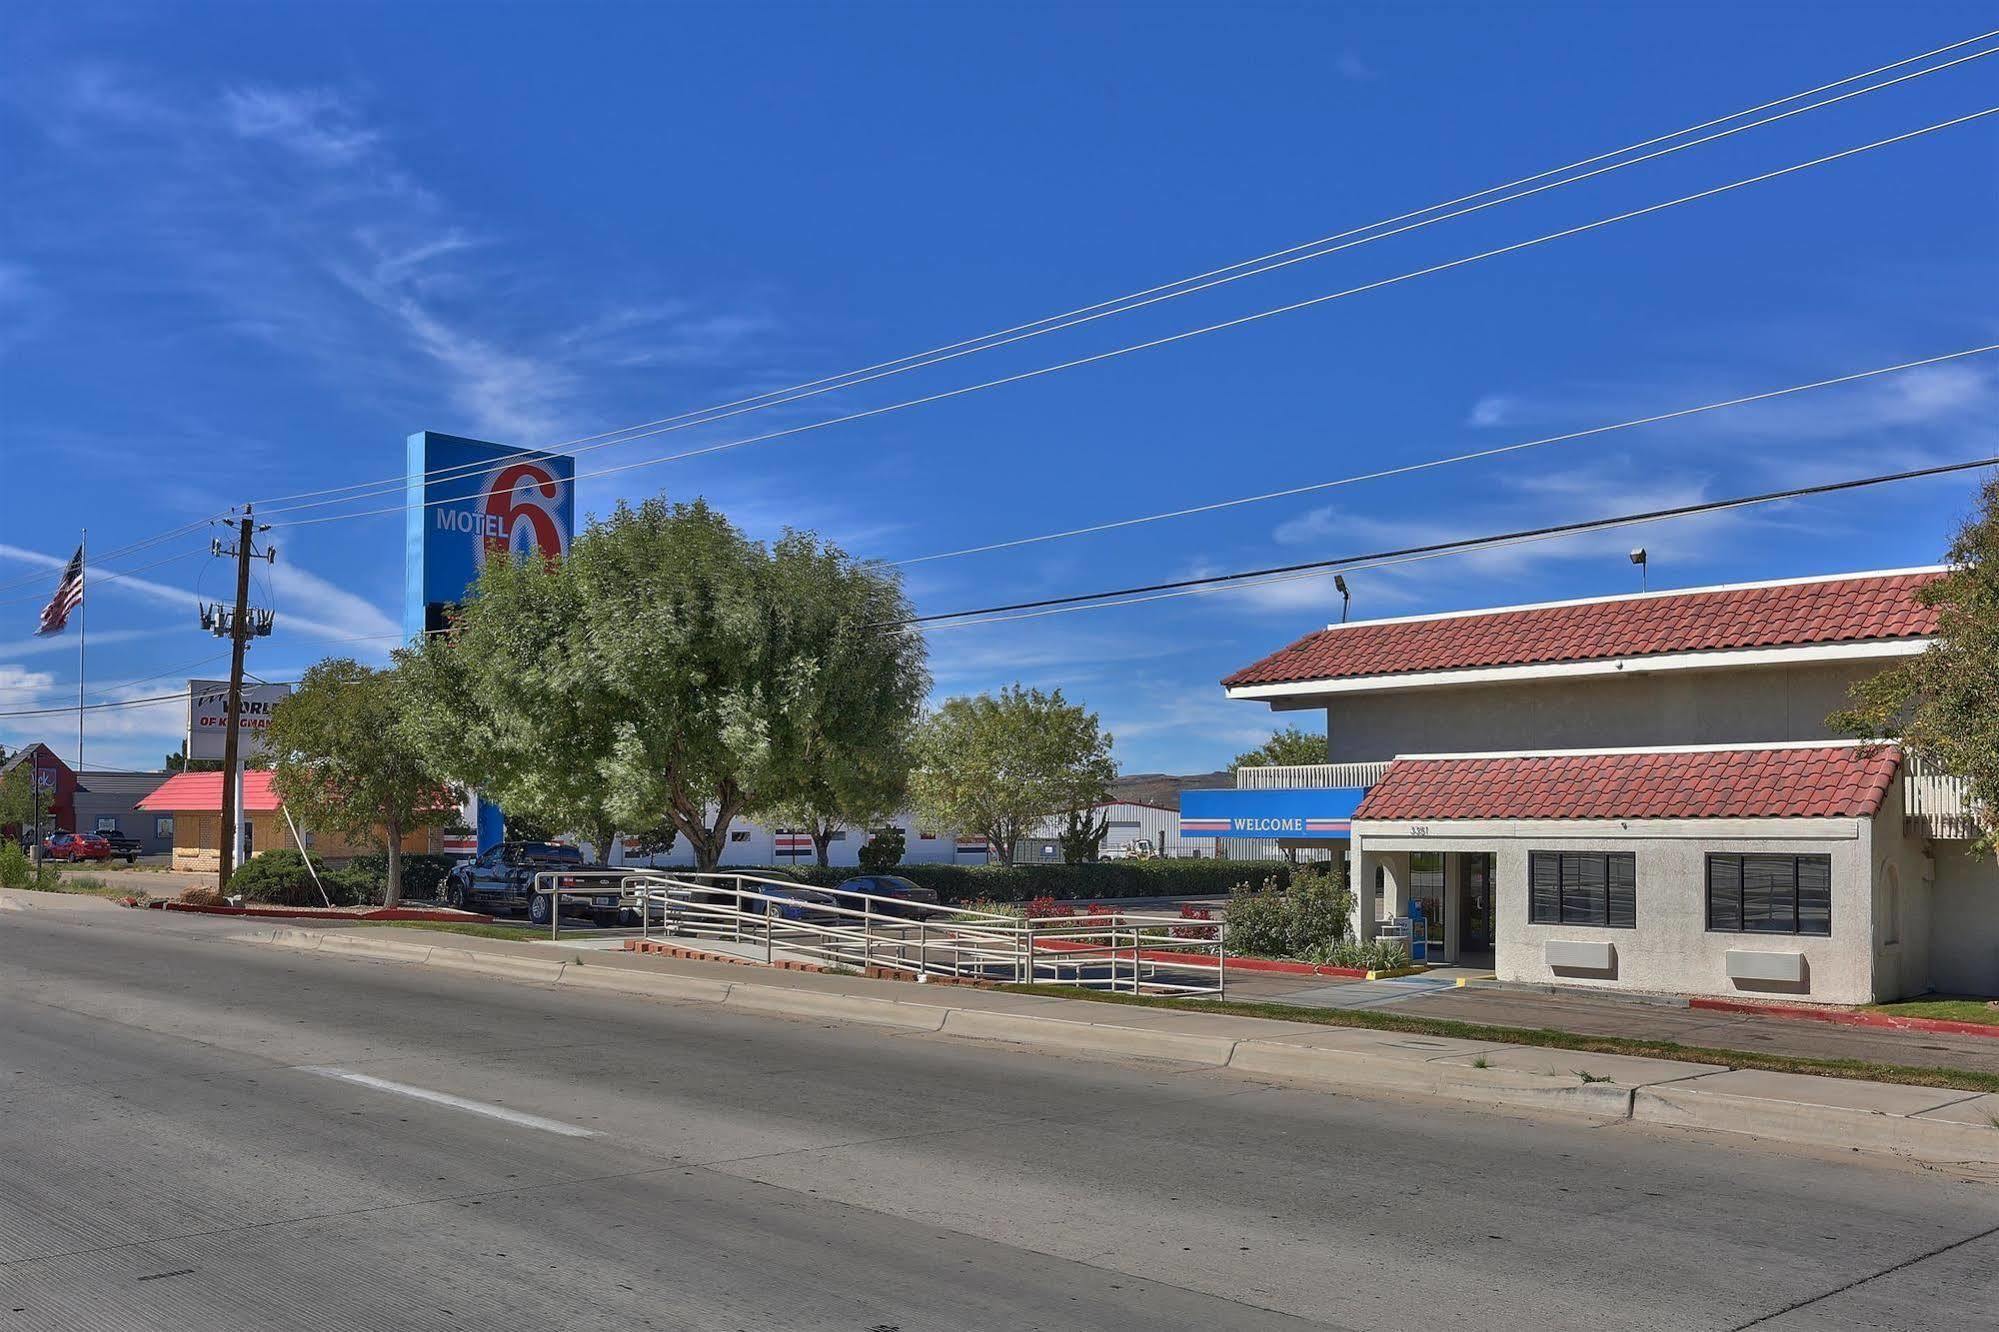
left=1831, top=476, right=1999, bottom=849
left=908, top=684, right=1116, bottom=867
left=265, top=659, right=456, bottom=906
left=400, top=497, right=928, bottom=872
left=1231, top=724, right=1327, bottom=772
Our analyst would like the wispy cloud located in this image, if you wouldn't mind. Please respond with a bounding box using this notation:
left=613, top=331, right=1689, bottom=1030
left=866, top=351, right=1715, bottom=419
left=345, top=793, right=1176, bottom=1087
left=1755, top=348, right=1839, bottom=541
left=0, top=542, right=396, bottom=647
left=21, top=67, right=785, bottom=451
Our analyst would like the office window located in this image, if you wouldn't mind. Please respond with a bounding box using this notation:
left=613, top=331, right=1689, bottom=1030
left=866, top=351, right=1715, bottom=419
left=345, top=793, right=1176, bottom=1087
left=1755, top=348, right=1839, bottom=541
left=828, top=830, right=846, bottom=842
left=1706, top=854, right=1831, bottom=936
left=95, top=816, right=119, bottom=833
left=155, top=816, right=174, bottom=839
left=729, top=830, right=751, bottom=843
left=1529, top=852, right=1637, bottom=928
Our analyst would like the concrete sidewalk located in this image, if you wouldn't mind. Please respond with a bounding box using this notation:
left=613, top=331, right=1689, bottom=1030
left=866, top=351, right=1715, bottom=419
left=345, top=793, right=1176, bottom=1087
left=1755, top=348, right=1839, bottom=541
left=1215, top=967, right=1999, bottom=1075
left=239, top=924, right=1999, bottom=1167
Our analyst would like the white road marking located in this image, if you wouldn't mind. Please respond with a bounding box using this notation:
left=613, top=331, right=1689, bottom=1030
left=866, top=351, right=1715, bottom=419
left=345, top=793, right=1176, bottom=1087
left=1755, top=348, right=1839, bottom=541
left=298, top=1066, right=596, bottom=1137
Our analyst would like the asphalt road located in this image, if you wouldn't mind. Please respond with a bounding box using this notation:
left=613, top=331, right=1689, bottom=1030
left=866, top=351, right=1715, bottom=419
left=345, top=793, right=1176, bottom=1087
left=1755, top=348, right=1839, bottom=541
left=1, top=898, right=1995, bottom=1331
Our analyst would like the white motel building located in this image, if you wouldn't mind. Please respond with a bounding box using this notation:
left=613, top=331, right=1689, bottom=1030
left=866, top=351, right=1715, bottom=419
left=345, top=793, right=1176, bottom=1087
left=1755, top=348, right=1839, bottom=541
left=1198, top=567, right=1992, bottom=1005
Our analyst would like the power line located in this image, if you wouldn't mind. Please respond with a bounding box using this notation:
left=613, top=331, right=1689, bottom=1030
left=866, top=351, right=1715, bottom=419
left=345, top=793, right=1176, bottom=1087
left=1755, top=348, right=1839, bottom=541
left=246, top=30, right=1999, bottom=521
left=0, top=546, right=208, bottom=611
left=896, top=454, right=1999, bottom=627
left=267, top=104, right=1999, bottom=534
left=892, top=341, right=1999, bottom=566
left=10, top=460, right=1981, bottom=719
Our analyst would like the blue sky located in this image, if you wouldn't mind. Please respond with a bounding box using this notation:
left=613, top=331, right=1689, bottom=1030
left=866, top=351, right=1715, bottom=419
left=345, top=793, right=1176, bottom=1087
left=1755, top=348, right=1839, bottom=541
left=2, top=1, right=1995, bottom=774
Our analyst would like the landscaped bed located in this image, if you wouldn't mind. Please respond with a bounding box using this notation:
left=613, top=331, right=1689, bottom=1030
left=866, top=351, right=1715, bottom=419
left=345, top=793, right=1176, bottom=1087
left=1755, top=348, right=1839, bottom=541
left=1862, top=996, right=1999, bottom=1026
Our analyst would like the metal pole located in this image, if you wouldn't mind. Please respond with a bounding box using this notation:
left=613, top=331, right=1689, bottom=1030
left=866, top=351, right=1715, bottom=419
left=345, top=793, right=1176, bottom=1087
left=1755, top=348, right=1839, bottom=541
left=75, top=528, right=85, bottom=776
left=765, top=897, right=774, bottom=965
left=916, top=917, right=928, bottom=980
left=1217, top=919, right=1228, bottom=997
left=1130, top=924, right=1141, bottom=995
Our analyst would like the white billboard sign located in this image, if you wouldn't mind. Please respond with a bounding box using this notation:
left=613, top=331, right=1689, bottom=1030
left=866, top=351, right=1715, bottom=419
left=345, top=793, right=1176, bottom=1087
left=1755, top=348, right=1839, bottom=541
left=186, top=679, right=294, bottom=762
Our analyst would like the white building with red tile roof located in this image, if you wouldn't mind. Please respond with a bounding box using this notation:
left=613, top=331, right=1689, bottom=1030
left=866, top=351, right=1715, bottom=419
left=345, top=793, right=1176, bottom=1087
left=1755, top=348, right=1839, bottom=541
left=1213, top=567, right=1991, bottom=1004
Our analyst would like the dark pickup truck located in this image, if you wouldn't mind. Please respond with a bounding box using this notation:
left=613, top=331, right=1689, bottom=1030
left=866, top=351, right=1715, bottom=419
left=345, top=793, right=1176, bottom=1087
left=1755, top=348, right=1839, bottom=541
left=96, top=831, right=143, bottom=863
left=442, top=841, right=637, bottom=926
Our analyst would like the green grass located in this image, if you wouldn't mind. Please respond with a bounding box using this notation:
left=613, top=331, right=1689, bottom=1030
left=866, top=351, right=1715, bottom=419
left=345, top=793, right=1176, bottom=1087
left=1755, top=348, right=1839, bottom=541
left=348, top=920, right=543, bottom=941
left=1002, top=984, right=1999, bottom=1096
left=1861, top=996, right=1999, bottom=1026
left=15, top=875, right=144, bottom=901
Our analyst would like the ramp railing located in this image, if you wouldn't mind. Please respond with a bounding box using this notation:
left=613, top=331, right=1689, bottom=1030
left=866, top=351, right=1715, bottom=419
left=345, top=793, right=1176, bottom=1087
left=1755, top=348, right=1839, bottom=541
left=612, top=870, right=1226, bottom=996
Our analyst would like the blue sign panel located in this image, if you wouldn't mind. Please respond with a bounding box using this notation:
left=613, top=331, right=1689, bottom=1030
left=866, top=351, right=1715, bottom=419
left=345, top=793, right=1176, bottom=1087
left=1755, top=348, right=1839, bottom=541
left=403, top=432, right=577, bottom=641
left=1178, top=787, right=1368, bottom=840
left=404, top=432, right=576, bottom=852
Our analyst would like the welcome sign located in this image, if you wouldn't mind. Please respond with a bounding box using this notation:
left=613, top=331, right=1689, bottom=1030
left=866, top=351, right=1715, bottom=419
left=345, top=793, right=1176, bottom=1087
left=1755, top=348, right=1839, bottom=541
left=1178, top=787, right=1368, bottom=840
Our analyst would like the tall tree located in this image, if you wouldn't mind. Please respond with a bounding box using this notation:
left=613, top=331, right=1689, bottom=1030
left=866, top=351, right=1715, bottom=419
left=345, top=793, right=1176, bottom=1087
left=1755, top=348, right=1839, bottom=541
left=908, top=685, right=1116, bottom=867
left=1831, top=477, right=1999, bottom=849
left=0, top=761, right=35, bottom=837
left=1231, top=724, right=1327, bottom=772
left=749, top=530, right=924, bottom=866
left=1057, top=805, right=1111, bottom=863
left=400, top=498, right=928, bottom=872
left=265, top=659, right=455, bottom=906
left=399, top=546, right=626, bottom=865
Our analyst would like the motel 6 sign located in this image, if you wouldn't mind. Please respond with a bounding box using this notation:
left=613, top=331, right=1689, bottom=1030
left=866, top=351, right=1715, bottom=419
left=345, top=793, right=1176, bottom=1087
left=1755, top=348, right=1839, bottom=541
left=403, top=432, right=577, bottom=640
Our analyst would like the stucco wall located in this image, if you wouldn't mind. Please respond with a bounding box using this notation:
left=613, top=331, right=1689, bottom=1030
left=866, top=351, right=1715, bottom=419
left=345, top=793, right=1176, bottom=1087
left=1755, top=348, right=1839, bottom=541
left=1929, top=840, right=1999, bottom=996
left=1357, top=817, right=1883, bottom=1003
left=1867, top=786, right=1936, bottom=1001
left=1322, top=661, right=1877, bottom=763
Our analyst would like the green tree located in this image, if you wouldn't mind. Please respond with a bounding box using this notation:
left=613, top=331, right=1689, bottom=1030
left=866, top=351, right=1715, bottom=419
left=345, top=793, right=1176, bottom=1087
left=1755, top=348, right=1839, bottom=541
left=401, top=498, right=928, bottom=872
left=856, top=825, right=905, bottom=873
left=908, top=685, right=1116, bottom=867
left=399, top=545, right=627, bottom=866
left=1231, top=724, right=1327, bottom=772
left=1830, top=477, right=1999, bottom=848
left=0, top=763, right=34, bottom=837
left=1057, top=806, right=1110, bottom=863
left=265, top=659, right=456, bottom=907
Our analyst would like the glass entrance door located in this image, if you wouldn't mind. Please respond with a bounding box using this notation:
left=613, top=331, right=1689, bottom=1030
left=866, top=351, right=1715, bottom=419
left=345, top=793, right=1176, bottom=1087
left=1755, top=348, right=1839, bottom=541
left=1459, top=852, right=1495, bottom=958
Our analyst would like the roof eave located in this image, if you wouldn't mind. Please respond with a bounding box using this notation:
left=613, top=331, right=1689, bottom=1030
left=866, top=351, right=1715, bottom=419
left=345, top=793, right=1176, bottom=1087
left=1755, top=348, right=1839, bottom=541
left=1225, top=637, right=1932, bottom=701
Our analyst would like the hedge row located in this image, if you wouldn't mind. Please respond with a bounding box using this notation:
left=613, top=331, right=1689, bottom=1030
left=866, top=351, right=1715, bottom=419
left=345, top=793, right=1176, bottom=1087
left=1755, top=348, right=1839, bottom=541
left=228, top=850, right=462, bottom=907
left=761, top=858, right=1291, bottom=904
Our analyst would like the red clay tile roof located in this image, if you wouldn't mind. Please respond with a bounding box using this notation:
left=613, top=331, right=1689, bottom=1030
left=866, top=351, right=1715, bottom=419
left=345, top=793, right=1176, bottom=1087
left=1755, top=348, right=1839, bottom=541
left=1352, top=744, right=1902, bottom=822
left=137, top=770, right=282, bottom=813
left=1223, top=570, right=1940, bottom=688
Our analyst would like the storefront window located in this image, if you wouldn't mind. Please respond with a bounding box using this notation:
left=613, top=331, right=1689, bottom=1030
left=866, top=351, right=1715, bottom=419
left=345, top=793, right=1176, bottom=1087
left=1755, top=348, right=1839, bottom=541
left=1706, top=854, right=1830, bottom=936
left=1410, top=852, right=1445, bottom=946
left=1530, top=852, right=1637, bottom=928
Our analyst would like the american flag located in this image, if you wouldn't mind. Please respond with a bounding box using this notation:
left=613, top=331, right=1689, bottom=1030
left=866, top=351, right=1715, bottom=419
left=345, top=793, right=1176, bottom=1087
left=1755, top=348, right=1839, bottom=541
left=36, top=546, right=84, bottom=636
left=774, top=831, right=812, bottom=857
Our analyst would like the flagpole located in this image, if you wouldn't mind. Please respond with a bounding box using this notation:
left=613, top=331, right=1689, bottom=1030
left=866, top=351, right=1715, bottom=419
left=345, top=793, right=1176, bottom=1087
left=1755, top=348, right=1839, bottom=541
left=76, top=528, right=85, bottom=775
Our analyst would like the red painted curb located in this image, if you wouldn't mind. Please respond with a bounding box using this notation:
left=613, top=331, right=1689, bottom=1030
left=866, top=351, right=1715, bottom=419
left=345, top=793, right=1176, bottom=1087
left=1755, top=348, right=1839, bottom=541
left=160, top=902, right=494, bottom=924
left=1689, top=996, right=1999, bottom=1040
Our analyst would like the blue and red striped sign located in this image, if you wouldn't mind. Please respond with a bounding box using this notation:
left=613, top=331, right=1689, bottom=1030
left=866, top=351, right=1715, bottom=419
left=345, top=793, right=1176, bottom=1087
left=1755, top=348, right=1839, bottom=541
left=1178, top=787, right=1368, bottom=840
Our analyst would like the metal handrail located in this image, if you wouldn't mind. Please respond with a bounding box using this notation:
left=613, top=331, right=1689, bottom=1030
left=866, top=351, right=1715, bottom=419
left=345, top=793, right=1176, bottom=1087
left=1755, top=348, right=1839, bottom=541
left=612, top=870, right=1227, bottom=996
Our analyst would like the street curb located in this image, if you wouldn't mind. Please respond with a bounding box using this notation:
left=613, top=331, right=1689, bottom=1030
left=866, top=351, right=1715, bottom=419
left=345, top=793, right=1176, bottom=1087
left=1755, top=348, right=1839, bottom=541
left=1689, top=996, right=1999, bottom=1041
left=235, top=926, right=1999, bottom=1165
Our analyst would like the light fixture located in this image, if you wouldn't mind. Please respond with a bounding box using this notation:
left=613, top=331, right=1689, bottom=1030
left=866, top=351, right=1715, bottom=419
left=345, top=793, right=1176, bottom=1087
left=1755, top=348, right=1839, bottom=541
left=1333, top=574, right=1351, bottom=623
left=1629, top=547, right=1648, bottom=591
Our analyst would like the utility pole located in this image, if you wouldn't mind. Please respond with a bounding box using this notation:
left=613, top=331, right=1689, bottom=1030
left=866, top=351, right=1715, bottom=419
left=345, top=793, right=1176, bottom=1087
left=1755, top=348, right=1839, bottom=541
left=207, top=508, right=276, bottom=894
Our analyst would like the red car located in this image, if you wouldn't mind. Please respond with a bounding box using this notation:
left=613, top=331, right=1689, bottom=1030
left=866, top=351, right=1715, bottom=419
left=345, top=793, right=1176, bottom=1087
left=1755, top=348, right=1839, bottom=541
left=42, top=832, right=112, bottom=863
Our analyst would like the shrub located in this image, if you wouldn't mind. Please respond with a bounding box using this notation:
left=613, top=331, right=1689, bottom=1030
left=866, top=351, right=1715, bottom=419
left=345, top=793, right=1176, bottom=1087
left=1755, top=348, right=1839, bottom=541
left=1023, top=895, right=1072, bottom=919
left=343, top=852, right=456, bottom=902
left=1171, top=903, right=1218, bottom=941
left=0, top=841, right=28, bottom=889
left=1222, top=861, right=1354, bottom=962
left=229, top=850, right=373, bottom=907
left=857, top=827, right=905, bottom=873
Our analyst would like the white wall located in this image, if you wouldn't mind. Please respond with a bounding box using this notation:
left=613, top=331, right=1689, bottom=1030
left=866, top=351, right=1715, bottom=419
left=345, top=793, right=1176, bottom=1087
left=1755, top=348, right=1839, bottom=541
left=1021, top=802, right=1222, bottom=860
left=1356, top=817, right=1886, bottom=1003
left=606, top=812, right=985, bottom=870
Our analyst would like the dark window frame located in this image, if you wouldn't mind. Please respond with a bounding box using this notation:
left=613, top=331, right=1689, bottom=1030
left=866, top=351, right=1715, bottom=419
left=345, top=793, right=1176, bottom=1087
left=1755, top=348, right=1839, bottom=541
left=1528, top=851, right=1638, bottom=929
left=1705, top=853, right=1832, bottom=937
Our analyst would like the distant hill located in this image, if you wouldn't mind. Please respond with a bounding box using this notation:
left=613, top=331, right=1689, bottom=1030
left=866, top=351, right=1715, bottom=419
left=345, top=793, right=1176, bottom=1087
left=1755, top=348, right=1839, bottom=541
left=1107, top=770, right=1233, bottom=809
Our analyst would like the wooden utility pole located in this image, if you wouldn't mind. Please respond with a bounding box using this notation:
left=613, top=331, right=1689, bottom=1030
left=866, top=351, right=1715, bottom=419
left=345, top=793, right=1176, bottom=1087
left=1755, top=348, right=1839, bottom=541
left=216, top=510, right=256, bottom=893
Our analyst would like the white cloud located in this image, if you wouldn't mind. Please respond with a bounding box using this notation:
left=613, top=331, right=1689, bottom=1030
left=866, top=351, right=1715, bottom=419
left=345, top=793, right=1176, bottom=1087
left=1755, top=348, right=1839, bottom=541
left=221, top=86, right=379, bottom=166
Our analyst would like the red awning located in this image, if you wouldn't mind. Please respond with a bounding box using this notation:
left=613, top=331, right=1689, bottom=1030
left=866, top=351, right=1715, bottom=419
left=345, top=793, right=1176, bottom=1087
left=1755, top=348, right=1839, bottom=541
left=136, top=770, right=283, bottom=813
